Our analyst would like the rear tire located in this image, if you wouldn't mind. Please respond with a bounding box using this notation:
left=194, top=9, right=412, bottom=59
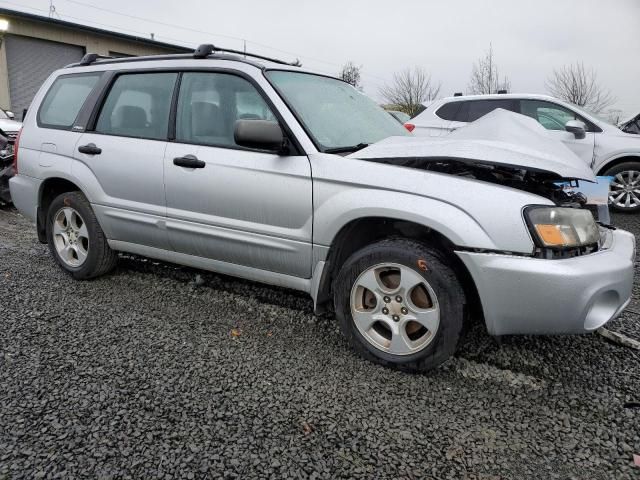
left=604, top=161, right=640, bottom=213
left=333, top=238, right=465, bottom=372
left=46, top=191, right=117, bottom=279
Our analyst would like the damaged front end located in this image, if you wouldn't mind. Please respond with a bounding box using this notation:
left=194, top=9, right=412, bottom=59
left=373, top=156, right=590, bottom=208
left=0, top=128, right=15, bottom=205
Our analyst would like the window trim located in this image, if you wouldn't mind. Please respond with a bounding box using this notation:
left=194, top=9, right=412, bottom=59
left=36, top=72, right=105, bottom=131
left=84, top=67, right=303, bottom=155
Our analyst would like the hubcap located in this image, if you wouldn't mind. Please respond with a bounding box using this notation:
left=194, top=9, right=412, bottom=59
left=609, top=171, right=640, bottom=209
left=349, top=262, right=440, bottom=356
left=52, top=207, right=89, bottom=267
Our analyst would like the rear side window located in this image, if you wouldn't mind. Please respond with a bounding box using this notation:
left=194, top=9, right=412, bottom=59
left=95, top=73, right=177, bottom=140
left=467, top=99, right=517, bottom=122
left=38, top=74, right=101, bottom=128
left=435, top=102, right=462, bottom=121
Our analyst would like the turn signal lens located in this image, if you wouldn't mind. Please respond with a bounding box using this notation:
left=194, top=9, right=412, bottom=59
left=526, top=207, right=599, bottom=248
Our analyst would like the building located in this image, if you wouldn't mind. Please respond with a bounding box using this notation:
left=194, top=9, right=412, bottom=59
left=0, top=8, right=190, bottom=118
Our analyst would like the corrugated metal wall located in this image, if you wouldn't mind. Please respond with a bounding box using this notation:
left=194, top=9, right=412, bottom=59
left=5, top=34, right=84, bottom=116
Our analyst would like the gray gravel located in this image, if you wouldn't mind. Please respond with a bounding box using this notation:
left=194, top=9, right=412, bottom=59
left=0, top=206, right=639, bottom=479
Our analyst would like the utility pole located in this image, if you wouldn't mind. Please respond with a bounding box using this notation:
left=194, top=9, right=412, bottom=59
left=48, top=0, right=58, bottom=18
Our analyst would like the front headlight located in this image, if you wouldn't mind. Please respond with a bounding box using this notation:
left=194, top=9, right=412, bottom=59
left=525, top=207, right=600, bottom=248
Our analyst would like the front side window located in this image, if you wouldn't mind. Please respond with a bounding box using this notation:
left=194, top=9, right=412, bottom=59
left=95, top=73, right=177, bottom=140
left=38, top=74, right=101, bottom=128
left=175, top=72, right=276, bottom=147
left=266, top=71, right=409, bottom=152
left=520, top=100, right=583, bottom=131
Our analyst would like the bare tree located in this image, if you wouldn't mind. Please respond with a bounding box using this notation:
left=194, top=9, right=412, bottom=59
left=339, top=61, right=362, bottom=89
left=546, top=62, right=615, bottom=113
left=379, top=67, right=441, bottom=116
left=467, top=44, right=511, bottom=95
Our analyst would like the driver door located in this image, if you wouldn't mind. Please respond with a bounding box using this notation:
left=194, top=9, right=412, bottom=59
left=519, top=99, right=595, bottom=165
left=163, top=72, right=313, bottom=278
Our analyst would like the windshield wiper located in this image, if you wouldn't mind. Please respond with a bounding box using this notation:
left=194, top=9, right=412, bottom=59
left=324, top=143, right=370, bottom=154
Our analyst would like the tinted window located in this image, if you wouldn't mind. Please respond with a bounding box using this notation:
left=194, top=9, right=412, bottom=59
left=435, top=102, right=462, bottom=121
left=96, top=73, right=177, bottom=140
left=467, top=99, right=517, bottom=122
left=520, top=100, right=585, bottom=131
left=176, top=72, right=276, bottom=147
left=38, top=74, right=101, bottom=128
left=624, top=120, right=640, bottom=135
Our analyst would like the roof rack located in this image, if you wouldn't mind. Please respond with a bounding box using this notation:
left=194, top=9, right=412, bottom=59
left=193, top=43, right=301, bottom=67
left=79, top=53, right=115, bottom=66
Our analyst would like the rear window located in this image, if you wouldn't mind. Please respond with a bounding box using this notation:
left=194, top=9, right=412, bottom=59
left=38, top=73, right=101, bottom=128
left=435, top=102, right=462, bottom=121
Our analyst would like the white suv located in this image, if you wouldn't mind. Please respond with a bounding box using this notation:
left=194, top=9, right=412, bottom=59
left=410, top=94, right=640, bottom=212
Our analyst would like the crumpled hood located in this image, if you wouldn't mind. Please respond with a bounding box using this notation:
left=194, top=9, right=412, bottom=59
left=350, top=109, right=596, bottom=182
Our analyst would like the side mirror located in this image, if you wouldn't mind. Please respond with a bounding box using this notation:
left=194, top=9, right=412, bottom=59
left=234, top=120, right=285, bottom=153
left=565, top=120, right=586, bottom=140
left=4, top=111, right=14, bottom=120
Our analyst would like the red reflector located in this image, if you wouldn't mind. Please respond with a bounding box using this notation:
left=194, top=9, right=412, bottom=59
left=404, top=123, right=415, bottom=132
left=12, top=128, right=22, bottom=175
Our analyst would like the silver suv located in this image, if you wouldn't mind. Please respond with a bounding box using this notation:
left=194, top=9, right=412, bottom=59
left=9, top=45, right=635, bottom=372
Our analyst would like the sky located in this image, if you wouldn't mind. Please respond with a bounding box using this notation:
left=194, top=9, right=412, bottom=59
left=6, top=0, right=640, bottom=118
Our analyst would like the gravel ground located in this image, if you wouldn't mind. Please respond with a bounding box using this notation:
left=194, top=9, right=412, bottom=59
left=0, top=206, right=639, bottom=480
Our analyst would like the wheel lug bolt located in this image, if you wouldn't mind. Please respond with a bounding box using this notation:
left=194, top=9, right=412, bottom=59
left=382, top=307, right=389, bottom=315
left=395, top=295, right=402, bottom=303
left=401, top=307, right=408, bottom=315
left=392, top=315, right=400, bottom=322
left=383, top=296, right=391, bottom=303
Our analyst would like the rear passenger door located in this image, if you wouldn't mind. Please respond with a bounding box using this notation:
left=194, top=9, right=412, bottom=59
left=448, top=99, right=518, bottom=132
left=73, top=72, right=177, bottom=250
left=164, top=71, right=313, bottom=278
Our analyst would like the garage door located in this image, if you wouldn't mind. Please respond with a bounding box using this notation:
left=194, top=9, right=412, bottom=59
left=5, top=35, right=85, bottom=117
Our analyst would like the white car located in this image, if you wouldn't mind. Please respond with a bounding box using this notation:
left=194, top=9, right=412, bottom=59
left=409, top=94, right=640, bottom=212
left=0, top=108, right=21, bottom=138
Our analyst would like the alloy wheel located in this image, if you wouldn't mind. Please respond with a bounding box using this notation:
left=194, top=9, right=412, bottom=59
left=609, top=170, right=640, bottom=209
left=349, top=262, right=440, bottom=356
left=52, top=207, right=90, bottom=267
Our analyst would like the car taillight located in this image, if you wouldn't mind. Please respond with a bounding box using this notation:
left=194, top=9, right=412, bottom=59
left=12, top=128, right=21, bottom=174
left=404, top=123, right=415, bottom=132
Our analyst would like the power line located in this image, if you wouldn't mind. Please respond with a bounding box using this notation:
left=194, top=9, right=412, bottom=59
left=0, top=0, right=390, bottom=89
left=60, top=0, right=391, bottom=83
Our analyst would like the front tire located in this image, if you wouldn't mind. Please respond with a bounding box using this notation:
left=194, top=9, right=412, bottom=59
left=46, top=191, right=117, bottom=279
left=333, top=239, right=465, bottom=372
left=604, top=162, right=640, bottom=213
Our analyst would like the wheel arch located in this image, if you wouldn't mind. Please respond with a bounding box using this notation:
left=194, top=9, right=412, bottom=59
left=596, top=155, right=640, bottom=175
left=313, top=216, right=483, bottom=327
left=37, top=177, right=84, bottom=243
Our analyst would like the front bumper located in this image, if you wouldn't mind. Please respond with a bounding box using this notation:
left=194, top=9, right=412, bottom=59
left=456, top=228, right=635, bottom=336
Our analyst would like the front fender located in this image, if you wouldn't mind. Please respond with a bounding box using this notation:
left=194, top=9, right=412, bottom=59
left=310, top=154, right=549, bottom=254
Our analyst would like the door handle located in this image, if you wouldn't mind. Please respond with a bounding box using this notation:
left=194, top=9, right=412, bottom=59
left=78, top=143, right=102, bottom=155
left=173, top=155, right=205, bottom=169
